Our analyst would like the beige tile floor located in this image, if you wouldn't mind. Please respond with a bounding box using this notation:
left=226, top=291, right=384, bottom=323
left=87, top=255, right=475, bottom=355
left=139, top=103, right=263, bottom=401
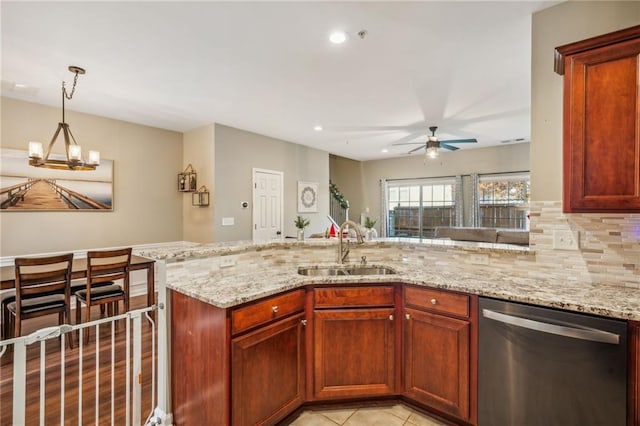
left=288, top=404, right=449, bottom=426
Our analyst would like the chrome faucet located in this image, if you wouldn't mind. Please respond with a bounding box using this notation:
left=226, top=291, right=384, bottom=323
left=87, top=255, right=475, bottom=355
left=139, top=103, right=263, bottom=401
left=338, top=220, right=364, bottom=264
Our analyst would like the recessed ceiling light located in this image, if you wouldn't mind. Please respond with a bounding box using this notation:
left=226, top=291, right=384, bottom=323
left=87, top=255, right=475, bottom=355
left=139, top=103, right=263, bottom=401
left=313, top=125, right=323, bottom=131
left=381, top=148, right=389, bottom=153
left=329, top=31, right=348, bottom=44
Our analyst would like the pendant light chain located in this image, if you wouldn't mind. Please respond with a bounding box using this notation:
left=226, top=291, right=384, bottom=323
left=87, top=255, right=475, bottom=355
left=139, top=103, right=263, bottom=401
left=63, top=70, right=80, bottom=100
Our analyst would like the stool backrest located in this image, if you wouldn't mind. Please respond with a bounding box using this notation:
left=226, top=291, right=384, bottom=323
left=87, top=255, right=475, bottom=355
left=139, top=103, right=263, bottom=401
left=87, top=248, right=132, bottom=288
left=14, top=253, right=74, bottom=309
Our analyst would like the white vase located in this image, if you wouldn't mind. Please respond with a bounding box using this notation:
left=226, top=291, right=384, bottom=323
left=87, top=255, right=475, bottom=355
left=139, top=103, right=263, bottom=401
left=365, top=228, right=372, bottom=241
left=297, top=229, right=305, bottom=241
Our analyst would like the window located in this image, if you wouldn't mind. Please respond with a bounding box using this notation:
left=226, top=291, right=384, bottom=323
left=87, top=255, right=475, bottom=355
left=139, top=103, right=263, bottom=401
left=387, top=178, right=457, bottom=238
left=478, top=173, right=530, bottom=229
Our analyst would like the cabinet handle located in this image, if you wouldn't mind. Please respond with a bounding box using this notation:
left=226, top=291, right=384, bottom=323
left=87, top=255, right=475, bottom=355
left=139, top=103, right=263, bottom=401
left=430, top=298, right=437, bottom=305
left=389, top=314, right=394, bottom=321
left=301, top=319, right=307, bottom=326
left=405, top=313, right=410, bottom=320
left=272, top=306, right=279, bottom=313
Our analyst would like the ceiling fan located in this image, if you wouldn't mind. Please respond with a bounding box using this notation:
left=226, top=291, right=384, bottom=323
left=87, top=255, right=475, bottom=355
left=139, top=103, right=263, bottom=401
left=393, top=126, right=477, bottom=159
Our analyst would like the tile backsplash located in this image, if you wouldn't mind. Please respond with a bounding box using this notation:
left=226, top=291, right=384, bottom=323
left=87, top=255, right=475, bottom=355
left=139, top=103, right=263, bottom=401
left=529, top=201, right=640, bottom=288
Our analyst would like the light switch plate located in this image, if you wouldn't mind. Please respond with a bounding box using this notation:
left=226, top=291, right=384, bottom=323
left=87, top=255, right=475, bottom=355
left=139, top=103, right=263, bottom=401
left=222, top=217, right=235, bottom=226
left=220, top=257, right=236, bottom=268
left=466, top=253, right=490, bottom=265
left=553, top=230, right=579, bottom=250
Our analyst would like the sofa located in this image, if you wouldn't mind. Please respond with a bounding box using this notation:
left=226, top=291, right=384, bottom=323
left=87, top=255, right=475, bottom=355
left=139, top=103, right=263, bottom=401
left=434, top=227, right=529, bottom=246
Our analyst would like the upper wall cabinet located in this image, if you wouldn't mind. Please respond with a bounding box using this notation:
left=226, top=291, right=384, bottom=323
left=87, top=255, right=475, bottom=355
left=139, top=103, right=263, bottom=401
left=555, top=25, right=640, bottom=213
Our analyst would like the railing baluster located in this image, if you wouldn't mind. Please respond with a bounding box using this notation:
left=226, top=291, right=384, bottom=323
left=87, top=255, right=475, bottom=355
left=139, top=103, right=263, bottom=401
left=111, top=320, right=115, bottom=426
left=60, top=334, right=65, bottom=425
left=13, top=339, right=27, bottom=425
left=125, top=315, right=131, bottom=426
left=132, top=311, right=142, bottom=424
left=40, top=340, right=45, bottom=425
left=95, top=324, right=100, bottom=425
left=145, top=310, right=157, bottom=412
left=78, top=332, right=83, bottom=423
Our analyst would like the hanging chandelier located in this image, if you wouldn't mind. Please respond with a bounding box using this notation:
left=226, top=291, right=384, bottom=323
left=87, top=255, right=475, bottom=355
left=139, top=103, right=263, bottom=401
left=28, top=66, right=100, bottom=171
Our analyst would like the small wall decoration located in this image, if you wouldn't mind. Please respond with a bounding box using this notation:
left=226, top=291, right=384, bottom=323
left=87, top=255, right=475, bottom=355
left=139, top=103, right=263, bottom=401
left=192, top=185, right=210, bottom=207
left=298, top=181, right=318, bottom=213
left=178, top=164, right=197, bottom=192
left=0, top=148, right=114, bottom=211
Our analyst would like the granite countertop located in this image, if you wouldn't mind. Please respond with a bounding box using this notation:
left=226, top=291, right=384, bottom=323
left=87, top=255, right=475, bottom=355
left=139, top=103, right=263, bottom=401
left=137, top=237, right=530, bottom=262
left=164, top=257, right=640, bottom=321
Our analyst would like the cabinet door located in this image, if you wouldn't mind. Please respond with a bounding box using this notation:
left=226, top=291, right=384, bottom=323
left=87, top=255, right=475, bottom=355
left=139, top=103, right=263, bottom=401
left=563, top=35, right=640, bottom=212
left=231, top=313, right=306, bottom=426
left=404, top=307, right=470, bottom=421
left=314, top=308, right=396, bottom=399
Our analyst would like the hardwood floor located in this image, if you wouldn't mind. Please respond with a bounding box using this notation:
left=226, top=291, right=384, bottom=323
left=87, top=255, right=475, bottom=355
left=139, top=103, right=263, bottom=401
left=0, top=295, right=157, bottom=425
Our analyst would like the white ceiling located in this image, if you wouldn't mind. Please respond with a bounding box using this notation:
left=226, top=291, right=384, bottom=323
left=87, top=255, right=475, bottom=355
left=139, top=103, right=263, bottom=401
left=1, top=1, right=557, bottom=161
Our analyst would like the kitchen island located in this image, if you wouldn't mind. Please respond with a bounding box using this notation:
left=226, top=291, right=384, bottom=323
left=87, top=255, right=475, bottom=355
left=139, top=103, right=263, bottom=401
left=140, top=238, right=640, bottom=425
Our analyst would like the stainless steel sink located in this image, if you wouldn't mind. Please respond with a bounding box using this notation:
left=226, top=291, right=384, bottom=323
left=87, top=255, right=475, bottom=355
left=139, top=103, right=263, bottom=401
left=297, top=266, right=396, bottom=276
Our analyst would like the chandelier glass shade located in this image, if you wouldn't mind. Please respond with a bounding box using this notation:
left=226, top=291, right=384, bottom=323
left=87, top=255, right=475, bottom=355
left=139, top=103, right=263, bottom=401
left=28, top=66, right=100, bottom=171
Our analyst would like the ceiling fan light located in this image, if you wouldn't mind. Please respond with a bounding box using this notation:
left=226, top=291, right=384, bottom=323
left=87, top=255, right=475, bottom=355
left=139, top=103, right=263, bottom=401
left=426, top=146, right=439, bottom=159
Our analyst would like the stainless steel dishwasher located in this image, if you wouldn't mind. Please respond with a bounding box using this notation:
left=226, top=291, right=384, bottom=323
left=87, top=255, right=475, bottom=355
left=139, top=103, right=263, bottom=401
left=478, top=297, right=627, bottom=426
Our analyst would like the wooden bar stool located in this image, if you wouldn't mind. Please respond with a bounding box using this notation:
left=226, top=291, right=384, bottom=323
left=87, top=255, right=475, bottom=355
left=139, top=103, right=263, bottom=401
left=6, top=253, right=74, bottom=347
left=75, top=248, right=131, bottom=344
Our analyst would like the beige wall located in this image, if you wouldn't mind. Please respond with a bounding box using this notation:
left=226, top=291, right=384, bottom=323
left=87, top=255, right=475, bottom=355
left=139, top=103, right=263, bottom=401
left=0, top=97, right=183, bottom=257
left=531, top=1, right=640, bottom=201
left=329, top=155, right=365, bottom=222
left=332, top=143, right=530, bottom=229
left=213, top=124, right=330, bottom=241
left=183, top=124, right=215, bottom=243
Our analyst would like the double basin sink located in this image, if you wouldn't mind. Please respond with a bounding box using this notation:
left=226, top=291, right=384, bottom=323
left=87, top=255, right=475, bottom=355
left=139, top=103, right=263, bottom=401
left=298, top=265, right=396, bottom=276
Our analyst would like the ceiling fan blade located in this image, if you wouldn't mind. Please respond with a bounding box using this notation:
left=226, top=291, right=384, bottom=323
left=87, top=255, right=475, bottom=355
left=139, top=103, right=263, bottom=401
left=390, top=130, right=428, bottom=146
left=393, top=142, right=426, bottom=146
left=408, top=145, right=426, bottom=154
left=440, top=143, right=460, bottom=151
left=440, top=138, right=477, bottom=144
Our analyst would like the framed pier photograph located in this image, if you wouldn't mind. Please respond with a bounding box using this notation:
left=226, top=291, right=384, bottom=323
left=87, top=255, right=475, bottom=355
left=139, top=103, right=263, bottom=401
left=0, top=148, right=114, bottom=211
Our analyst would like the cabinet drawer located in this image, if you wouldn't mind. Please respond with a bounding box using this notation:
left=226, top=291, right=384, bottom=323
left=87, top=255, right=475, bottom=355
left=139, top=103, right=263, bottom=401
left=314, top=286, right=395, bottom=308
left=405, top=286, right=469, bottom=318
left=232, top=289, right=305, bottom=335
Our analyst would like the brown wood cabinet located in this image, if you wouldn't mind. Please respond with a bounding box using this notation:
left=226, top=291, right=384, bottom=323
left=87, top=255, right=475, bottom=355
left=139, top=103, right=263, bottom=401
left=231, top=313, right=306, bottom=426
left=403, top=286, right=477, bottom=424
left=313, top=286, right=398, bottom=399
left=555, top=25, right=640, bottom=213
left=170, top=289, right=306, bottom=426
left=171, top=290, right=230, bottom=425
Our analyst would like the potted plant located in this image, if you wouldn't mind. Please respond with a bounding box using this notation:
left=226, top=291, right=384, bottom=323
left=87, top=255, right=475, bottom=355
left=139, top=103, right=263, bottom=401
left=294, top=215, right=310, bottom=241
left=364, top=217, right=377, bottom=240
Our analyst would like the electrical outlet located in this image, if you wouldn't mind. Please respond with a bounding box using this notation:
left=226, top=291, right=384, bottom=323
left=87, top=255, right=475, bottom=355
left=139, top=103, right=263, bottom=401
left=467, top=253, right=490, bottom=265
left=220, top=257, right=236, bottom=268
left=553, top=230, right=579, bottom=250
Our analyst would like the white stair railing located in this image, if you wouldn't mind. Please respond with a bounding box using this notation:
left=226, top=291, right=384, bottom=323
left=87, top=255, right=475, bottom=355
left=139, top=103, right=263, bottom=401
left=0, top=304, right=161, bottom=426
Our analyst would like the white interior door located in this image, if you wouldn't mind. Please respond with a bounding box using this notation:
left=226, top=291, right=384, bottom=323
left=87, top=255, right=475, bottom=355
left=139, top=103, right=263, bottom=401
left=252, top=169, right=284, bottom=242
